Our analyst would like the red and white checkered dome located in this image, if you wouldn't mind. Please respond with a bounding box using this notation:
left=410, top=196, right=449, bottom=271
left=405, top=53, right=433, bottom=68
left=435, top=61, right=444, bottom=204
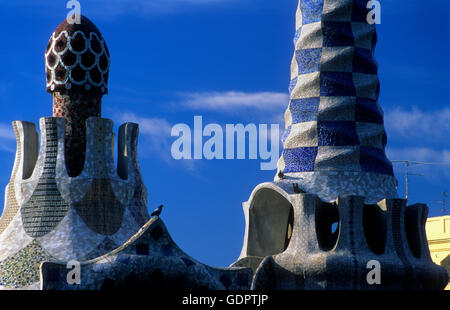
left=45, top=15, right=110, bottom=95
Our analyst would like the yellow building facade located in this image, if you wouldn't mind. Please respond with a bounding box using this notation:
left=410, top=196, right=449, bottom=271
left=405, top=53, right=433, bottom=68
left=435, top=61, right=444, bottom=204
left=426, top=215, right=450, bottom=290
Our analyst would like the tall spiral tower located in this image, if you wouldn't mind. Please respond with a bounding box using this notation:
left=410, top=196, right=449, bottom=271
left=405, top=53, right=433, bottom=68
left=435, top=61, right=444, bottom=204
left=275, top=0, right=398, bottom=204
left=233, top=0, right=448, bottom=290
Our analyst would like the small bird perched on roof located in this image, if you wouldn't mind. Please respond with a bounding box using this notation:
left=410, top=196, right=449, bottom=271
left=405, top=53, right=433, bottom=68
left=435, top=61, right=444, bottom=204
left=151, top=205, right=164, bottom=217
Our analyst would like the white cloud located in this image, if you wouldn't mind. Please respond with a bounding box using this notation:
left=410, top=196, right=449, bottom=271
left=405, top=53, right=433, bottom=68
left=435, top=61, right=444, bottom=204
left=115, top=113, right=172, bottom=161
left=0, top=143, right=14, bottom=153
left=117, top=112, right=202, bottom=171
left=384, top=107, right=450, bottom=174
left=180, top=91, right=289, bottom=111
left=384, top=106, right=450, bottom=142
left=0, top=123, right=15, bottom=141
left=387, top=147, right=450, bottom=164
left=118, top=113, right=172, bottom=137
left=114, top=112, right=201, bottom=170
left=387, top=147, right=450, bottom=180
left=0, top=123, right=16, bottom=153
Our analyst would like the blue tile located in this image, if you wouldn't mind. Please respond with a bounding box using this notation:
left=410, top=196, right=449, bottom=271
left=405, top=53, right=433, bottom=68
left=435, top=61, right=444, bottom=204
left=281, top=126, right=292, bottom=144
left=290, top=98, right=320, bottom=123
left=318, top=121, right=359, bottom=146
left=322, top=21, right=354, bottom=47
left=300, top=0, right=325, bottom=25
left=282, top=147, right=318, bottom=173
left=117, top=255, right=130, bottom=264
left=355, top=98, right=383, bottom=124
left=294, top=27, right=302, bottom=44
left=92, top=263, right=105, bottom=273
left=296, top=48, right=322, bottom=75
left=360, top=146, right=394, bottom=175
left=162, top=244, right=172, bottom=256
left=289, top=77, right=298, bottom=95
left=181, top=257, right=195, bottom=268
left=320, top=71, right=356, bottom=96
left=353, top=47, right=377, bottom=74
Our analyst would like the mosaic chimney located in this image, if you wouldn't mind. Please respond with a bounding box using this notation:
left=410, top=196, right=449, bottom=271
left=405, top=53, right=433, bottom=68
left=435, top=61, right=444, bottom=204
left=0, top=16, right=149, bottom=290
left=46, top=15, right=109, bottom=176
left=232, top=0, right=449, bottom=290
left=0, top=15, right=251, bottom=291
left=274, top=0, right=398, bottom=204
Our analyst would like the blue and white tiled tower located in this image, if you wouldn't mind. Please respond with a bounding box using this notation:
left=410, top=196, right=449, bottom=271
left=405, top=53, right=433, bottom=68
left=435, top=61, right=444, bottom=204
left=276, top=0, right=398, bottom=204
left=233, top=0, right=448, bottom=290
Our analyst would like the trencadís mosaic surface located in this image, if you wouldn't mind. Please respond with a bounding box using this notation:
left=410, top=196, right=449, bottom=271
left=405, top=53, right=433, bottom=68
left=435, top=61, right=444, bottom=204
left=276, top=0, right=398, bottom=204
left=0, top=16, right=148, bottom=290
left=0, top=117, right=149, bottom=289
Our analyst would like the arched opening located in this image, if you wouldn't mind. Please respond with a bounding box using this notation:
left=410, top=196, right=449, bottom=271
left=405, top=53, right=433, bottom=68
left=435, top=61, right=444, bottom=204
left=117, top=125, right=128, bottom=180
left=316, top=202, right=339, bottom=251
left=363, top=204, right=387, bottom=255
left=20, top=122, right=39, bottom=180
left=247, top=188, right=294, bottom=257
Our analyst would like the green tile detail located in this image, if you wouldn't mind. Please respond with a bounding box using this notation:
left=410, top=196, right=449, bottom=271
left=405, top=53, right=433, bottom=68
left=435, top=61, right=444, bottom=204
left=0, top=240, right=54, bottom=288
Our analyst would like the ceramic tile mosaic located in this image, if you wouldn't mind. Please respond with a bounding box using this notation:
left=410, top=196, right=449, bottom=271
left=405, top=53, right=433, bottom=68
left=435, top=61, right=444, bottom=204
left=46, top=15, right=109, bottom=177
left=20, top=118, right=70, bottom=237
left=128, top=183, right=150, bottom=227
left=74, top=179, right=126, bottom=235
left=240, top=184, right=449, bottom=290
left=15, top=120, right=51, bottom=207
left=233, top=0, right=449, bottom=291
left=0, top=212, right=33, bottom=261
left=40, top=218, right=252, bottom=290
left=0, top=123, right=21, bottom=234
left=275, top=170, right=397, bottom=204
left=0, top=240, right=53, bottom=288
left=52, top=91, right=101, bottom=177
left=109, top=207, right=142, bottom=247
left=276, top=0, right=398, bottom=203
left=0, top=15, right=153, bottom=290
left=45, top=16, right=109, bottom=95
left=38, top=208, right=105, bottom=261
left=82, top=237, right=119, bottom=261
left=0, top=116, right=149, bottom=289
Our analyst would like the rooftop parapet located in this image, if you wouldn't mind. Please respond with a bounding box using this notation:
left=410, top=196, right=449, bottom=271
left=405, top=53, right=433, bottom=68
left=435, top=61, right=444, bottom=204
left=1, top=117, right=148, bottom=238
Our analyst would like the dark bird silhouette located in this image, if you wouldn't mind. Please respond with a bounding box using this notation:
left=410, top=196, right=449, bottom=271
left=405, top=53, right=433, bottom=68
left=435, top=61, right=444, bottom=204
left=278, top=171, right=285, bottom=180
left=151, top=205, right=164, bottom=217
left=293, top=183, right=304, bottom=194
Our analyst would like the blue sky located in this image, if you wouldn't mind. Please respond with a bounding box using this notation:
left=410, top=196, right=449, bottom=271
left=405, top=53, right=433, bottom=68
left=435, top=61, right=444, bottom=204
left=0, top=0, right=449, bottom=267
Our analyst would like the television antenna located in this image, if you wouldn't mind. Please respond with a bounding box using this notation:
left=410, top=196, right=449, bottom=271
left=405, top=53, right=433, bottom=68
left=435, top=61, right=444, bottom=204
left=391, top=160, right=449, bottom=202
